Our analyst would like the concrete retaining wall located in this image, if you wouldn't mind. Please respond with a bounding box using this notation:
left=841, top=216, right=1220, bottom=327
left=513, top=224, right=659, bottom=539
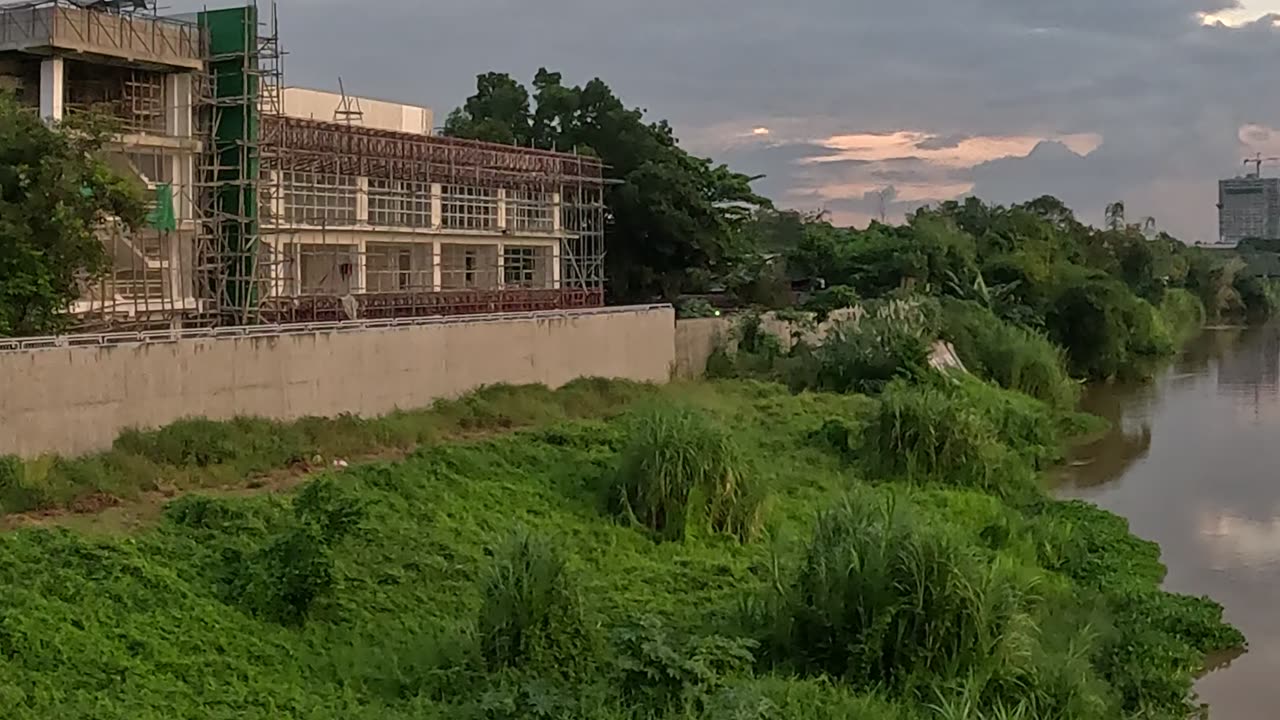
left=0, top=306, right=675, bottom=457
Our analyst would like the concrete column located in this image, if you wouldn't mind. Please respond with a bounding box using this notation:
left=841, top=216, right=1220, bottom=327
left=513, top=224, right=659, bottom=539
left=164, top=73, right=193, bottom=137
left=496, top=242, right=505, bottom=289
left=356, top=176, right=369, bottom=225
left=551, top=243, right=562, bottom=289
left=267, top=239, right=284, bottom=298
left=431, top=240, right=442, bottom=291
left=39, top=57, right=64, bottom=123
left=355, top=239, right=367, bottom=293
left=551, top=192, right=562, bottom=233
left=168, top=232, right=183, bottom=303
left=292, top=242, right=303, bottom=296
left=431, top=183, right=443, bottom=229
left=266, top=170, right=285, bottom=222
left=497, top=189, right=508, bottom=230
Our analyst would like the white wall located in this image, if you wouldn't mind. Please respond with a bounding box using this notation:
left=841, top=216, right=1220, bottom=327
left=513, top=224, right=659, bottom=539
left=281, top=87, right=433, bottom=134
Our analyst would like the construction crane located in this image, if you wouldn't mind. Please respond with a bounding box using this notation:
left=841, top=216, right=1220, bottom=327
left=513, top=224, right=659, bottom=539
left=1244, top=153, right=1280, bottom=177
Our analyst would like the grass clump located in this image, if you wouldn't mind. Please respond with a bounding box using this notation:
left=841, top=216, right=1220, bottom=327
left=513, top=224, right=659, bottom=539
left=754, top=497, right=1030, bottom=690
left=613, top=403, right=765, bottom=542
left=808, top=311, right=933, bottom=395
left=478, top=528, right=596, bottom=677
left=863, top=380, right=1034, bottom=497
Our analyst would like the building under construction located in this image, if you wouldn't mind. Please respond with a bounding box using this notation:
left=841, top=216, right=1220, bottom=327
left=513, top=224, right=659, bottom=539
left=0, top=0, right=606, bottom=331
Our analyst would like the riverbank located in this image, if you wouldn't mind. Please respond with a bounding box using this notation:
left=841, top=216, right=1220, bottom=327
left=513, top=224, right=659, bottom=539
left=1056, top=324, right=1280, bottom=719
left=0, top=370, right=1242, bottom=719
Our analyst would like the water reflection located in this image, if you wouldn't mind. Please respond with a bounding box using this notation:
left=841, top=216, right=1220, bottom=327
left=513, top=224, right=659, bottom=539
left=1056, top=325, right=1280, bottom=719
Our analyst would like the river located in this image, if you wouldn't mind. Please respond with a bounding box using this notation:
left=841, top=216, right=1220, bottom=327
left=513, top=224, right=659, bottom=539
left=1056, top=324, right=1280, bottom=719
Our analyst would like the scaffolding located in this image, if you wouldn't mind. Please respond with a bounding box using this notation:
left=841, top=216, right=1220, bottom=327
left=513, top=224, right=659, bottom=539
left=0, top=0, right=210, bottom=332
left=194, top=1, right=281, bottom=326
left=252, top=119, right=607, bottom=323
left=2, top=0, right=607, bottom=333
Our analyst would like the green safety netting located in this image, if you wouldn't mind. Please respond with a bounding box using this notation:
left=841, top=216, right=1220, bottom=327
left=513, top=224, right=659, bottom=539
left=146, top=183, right=177, bottom=232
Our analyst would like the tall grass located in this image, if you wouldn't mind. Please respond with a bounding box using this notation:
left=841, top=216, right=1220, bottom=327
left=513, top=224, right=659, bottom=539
left=478, top=528, right=596, bottom=676
left=613, top=403, right=765, bottom=542
left=863, top=380, right=1037, bottom=498
left=755, top=498, right=1032, bottom=690
left=940, top=299, right=1079, bottom=409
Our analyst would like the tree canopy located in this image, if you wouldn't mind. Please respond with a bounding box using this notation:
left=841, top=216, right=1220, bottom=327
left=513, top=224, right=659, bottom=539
left=775, top=194, right=1271, bottom=379
left=0, top=92, right=144, bottom=337
left=444, top=70, right=769, bottom=302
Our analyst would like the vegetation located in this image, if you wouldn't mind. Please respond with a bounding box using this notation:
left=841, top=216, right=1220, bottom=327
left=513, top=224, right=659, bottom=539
left=0, top=380, right=652, bottom=518
left=0, top=378, right=1240, bottom=719
left=754, top=196, right=1269, bottom=380
left=0, top=86, right=1249, bottom=719
left=0, top=92, right=145, bottom=337
left=444, top=70, right=769, bottom=303
left=613, top=403, right=764, bottom=542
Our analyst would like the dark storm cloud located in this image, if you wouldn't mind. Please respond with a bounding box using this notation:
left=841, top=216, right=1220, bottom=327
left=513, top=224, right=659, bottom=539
left=174, top=0, right=1280, bottom=240
left=915, top=134, right=971, bottom=151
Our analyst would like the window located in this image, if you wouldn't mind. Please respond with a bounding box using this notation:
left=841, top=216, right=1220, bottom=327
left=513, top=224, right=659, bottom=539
left=441, top=243, right=498, bottom=290
left=441, top=185, right=498, bottom=231
left=398, top=249, right=412, bottom=290
left=503, top=245, right=548, bottom=288
left=282, top=171, right=358, bottom=225
left=127, top=151, right=171, bottom=184
left=508, top=190, right=554, bottom=233
left=464, top=251, right=477, bottom=286
left=369, top=178, right=432, bottom=228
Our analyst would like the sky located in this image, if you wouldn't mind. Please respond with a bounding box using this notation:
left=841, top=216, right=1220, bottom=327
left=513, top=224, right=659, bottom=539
left=173, top=0, right=1280, bottom=241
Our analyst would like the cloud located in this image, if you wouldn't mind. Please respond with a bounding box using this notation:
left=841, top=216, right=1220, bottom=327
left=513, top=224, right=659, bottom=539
left=915, top=134, right=971, bottom=151
left=168, top=0, right=1280, bottom=240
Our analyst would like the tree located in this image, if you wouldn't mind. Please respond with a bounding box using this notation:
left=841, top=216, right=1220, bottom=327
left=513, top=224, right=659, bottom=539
left=0, top=92, right=144, bottom=336
left=445, top=70, right=769, bottom=302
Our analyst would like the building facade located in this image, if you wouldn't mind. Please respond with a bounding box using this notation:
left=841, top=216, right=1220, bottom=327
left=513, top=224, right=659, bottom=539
left=1218, top=175, right=1280, bottom=246
left=0, top=0, right=605, bottom=332
left=0, top=0, right=204, bottom=329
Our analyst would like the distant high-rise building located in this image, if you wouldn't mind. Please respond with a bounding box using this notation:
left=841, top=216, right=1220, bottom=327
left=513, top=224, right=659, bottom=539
left=1218, top=175, right=1280, bottom=245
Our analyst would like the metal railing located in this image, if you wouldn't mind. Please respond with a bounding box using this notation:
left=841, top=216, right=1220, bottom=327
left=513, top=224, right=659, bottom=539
left=0, top=304, right=672, bottom=352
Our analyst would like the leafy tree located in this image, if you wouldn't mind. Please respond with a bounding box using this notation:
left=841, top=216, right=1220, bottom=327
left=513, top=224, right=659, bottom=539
left=445, top=70, right=769, bottom=301
left=0, top=92, right=144, bottom=336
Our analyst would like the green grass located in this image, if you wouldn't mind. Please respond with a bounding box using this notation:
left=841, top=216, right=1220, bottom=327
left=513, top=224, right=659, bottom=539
left=940, top=299, right=1080, bottom=409
left=0, top=378, right=1241, bottom=720
left=0, top=379, right=656, bottom=517
left=613, top=403, right=765, bottom=542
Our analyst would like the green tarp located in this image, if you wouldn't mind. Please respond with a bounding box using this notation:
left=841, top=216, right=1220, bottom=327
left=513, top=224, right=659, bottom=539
left=146, top=183, right=176, bottom=232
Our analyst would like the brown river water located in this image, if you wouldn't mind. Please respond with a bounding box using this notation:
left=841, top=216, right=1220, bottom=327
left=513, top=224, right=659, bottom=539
left=1055, top=324, right=1280, bottom=719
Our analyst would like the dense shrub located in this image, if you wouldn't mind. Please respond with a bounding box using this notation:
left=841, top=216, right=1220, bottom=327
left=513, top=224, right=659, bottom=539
left=613, top=617, right=757, bottom=712
left=800, top=285, right=859, bottom=322
left=614, top=404, right=764, bottom=542
left=1045, top=273, right=1172, bottom=379
left=478, top=528, right=596, bottom=676
left=1158, top=289, right=1206, bottom=343
left=227, top=477, right=364, bottom=625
